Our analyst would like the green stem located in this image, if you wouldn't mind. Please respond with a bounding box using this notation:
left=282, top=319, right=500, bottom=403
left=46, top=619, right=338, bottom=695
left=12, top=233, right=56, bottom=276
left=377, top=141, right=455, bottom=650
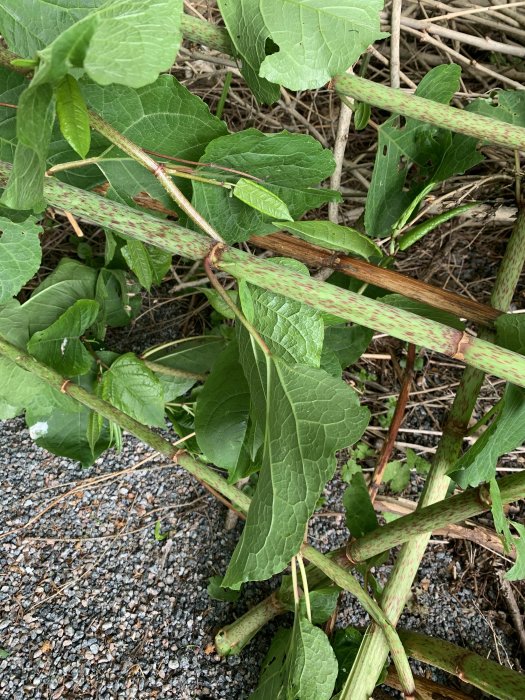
left=341, top=208, right=525, bottom=699
left=180, top=14, right=235, bottom=55
left=301, top=544, right=415, bottom=699
left=215, top=592, right=284, bottom=656
left=0, top=334, right=250, bottom=515
left=349, top=470, right=525, bottom=562
left=87, top=110, right=225, bottom=243
left=142, top=359, right=206, bottom=382
left=399, top=631, right=525, bottom=700
left=334, top=73, right=525, bottom=151
left=2, top=163, right=521, bottom=387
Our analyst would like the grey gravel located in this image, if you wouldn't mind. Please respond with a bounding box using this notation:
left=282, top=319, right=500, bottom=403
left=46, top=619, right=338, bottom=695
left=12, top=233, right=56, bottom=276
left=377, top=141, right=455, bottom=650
left=0, top=417, right=519, bottom=699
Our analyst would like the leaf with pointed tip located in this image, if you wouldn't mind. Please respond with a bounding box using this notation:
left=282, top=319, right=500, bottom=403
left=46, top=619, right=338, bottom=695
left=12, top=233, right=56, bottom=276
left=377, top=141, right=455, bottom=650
left=223, top=349, right=369, bottom=587
left=26, top=400, right=111, bottom=467
left=55, top=74, right=90, bottom=158
left=99, top=353, right=165, bottom=427
left=251, top=613, right=338, bottom=700
left=234, top=178, right=293, bottom=221
left=27, top=299, right=99, bottom=377
left=191, top=129, right=340, bottom=243
left=278, top=220, right=382, bottom=259
left=0, top=215, right=42, bottom=303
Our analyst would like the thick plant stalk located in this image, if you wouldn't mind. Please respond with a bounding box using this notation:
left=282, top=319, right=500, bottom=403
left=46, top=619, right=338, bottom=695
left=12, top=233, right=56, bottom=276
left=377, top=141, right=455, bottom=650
left=333, top=73, right=525, bottom=150
left=399, top=631, right=525, bottom=700
left=349, top=470, right=525, bottom=561
left=301, top=544, right=416, bottom=699
left=1, top=164, right=523, bottom=385
left=213, top=469, right=525, bottom=655
left=215, top=592, right=284, bottom=657
left=180, top=13, right=235, bottom=55
left=341, top=209, right=525, bottom=699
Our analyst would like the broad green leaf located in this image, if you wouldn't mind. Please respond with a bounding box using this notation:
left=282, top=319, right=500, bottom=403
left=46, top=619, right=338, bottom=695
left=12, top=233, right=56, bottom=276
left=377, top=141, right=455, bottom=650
left=383, top=459, right=411, bottom=493
left=343, top=461, right=378, bottom=538
left=121, top=238, right=171, bottom=290
left=323, top=324, right=374, bottom=369
left=278, top=220, right=382, bottom=259
left=191, top=129, right=340, bottom=243
left=55, top=74, right=90, bottom=158
left=195, top=343, right=250, bottom=472
left=0, top=0, right=103, bottom=57
left=332, top=627, right=364, bottom=692
left=99, top=352, right=165, bottom=427
left=30, top=0, right=183, bottom=90
left=26, top=400, right=111, bottom=467
left=506, top=522, right=525, bottom=582
left=15, top=258, right=98, bottom=335
left=239, top=259, right=324, bottom=368
left=381, top=293, right=465, bottom=331
left=449, top=383, right=525, bottom=488
left=217, top=0, right=280, bottom=104
left=234, top=178, right=293, bottom=221
left=80, top=74, right=227, bottom=206
left=0, top=299, right=79, bottom=417
left=207, top=575, right=241, bottom=602
left=258, top=0, right=387, bottom=90
left=1, top=83, right=55, bottom=211
left=27, top=299, right=99, bottom=377
left=0, top=215, right=42, bottom=303
left=143, top=335, right=227, bottom=375
left=223, top=350, right=369, bottom=587
left=365, top=65, right=483, bottom=237
left=251, top=614, right=338, bottom=700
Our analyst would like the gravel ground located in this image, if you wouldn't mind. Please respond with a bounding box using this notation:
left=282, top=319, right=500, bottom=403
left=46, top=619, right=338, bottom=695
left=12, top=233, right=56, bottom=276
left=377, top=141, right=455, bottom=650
left=0, top=417, right=519, bottom=699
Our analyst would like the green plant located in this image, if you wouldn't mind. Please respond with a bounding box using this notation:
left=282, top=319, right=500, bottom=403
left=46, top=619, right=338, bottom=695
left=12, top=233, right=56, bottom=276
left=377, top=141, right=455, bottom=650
left=0, top=3, right=524, bottom=699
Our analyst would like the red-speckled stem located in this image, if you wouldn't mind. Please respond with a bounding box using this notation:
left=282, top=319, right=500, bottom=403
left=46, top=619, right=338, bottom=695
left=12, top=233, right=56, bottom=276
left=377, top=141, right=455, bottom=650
left=334, top=73, right=525, bottom=151
left=0, top=162, right=523, bottom=385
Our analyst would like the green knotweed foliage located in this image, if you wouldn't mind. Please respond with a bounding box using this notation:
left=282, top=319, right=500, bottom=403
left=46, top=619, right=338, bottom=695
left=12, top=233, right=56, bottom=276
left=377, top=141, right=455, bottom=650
left=1, top=2, right=525, bottom=699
